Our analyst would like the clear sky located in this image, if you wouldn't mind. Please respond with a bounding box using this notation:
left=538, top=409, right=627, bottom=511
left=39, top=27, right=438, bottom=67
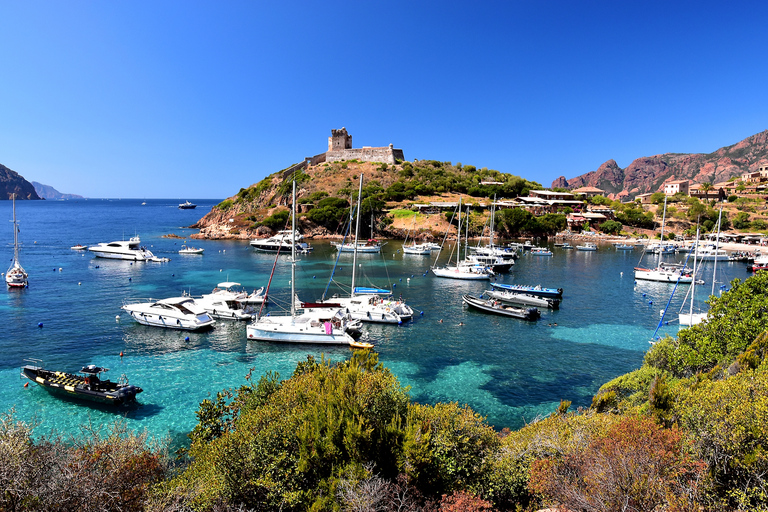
left=2, top=1, right=767, bottom=199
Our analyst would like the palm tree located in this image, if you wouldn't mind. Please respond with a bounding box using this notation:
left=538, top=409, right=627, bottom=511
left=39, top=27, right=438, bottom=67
left=700, top=182, right=713, bottom=198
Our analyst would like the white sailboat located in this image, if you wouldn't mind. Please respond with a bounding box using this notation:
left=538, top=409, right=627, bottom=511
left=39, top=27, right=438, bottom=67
left=402, top=212, right=431, bottom=255
left=634, top=197, right=692, bottom=284
left=302, top=174, right=414, bottom=324
left=246, top=180, right=371, bottom=347
left=679, top=208, right=724, bottom=326
left=6, top=194, right=28, bottom=288
left=432, top=197, right=493, bottom=280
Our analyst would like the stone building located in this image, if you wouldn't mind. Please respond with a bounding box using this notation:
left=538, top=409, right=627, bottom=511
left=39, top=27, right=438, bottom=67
left=664, top=180, right=689, bottom=196
left=324, top=128, right=404, bottom=165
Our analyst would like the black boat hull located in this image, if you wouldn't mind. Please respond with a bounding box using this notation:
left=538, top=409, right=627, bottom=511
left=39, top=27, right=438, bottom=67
left=22, top=366, right=142, bottom=405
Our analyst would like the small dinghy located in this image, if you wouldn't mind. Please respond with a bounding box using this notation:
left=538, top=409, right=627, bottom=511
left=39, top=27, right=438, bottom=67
left=21, top=361, right=142, bottom=405
left=179, top=244, right=204, bottom=255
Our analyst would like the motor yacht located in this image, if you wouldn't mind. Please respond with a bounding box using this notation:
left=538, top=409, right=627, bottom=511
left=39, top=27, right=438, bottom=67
left=250, top=230, right=312, bottom=253
left=194, top=282, right=255, bottom=321
left=89, top=236, right=157, bottom=261
left=178, top=200, right=197, bottom=209
left=121, top=296, right=215, bottom=330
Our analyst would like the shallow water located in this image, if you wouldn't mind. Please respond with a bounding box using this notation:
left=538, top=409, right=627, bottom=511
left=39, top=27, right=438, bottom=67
left=0, top=199, right=745, bottom=444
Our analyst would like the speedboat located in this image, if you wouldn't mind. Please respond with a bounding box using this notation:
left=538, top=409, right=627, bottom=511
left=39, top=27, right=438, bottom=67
left=484, top=289, right=560, bottom=309
left=462, top=294, right=541, bottom=320
left=179, top=244, right=204, bottom=255
left=88, top=236, right=157, bottom=261
left=70, top=244, right=88, bottom=251
left=239, top=286, right=268, bottom=304
left=301, top=294, right=413, bottom=325
left=403, top=243, right=432, bottom=255
left=178, top=200, right=197, bottom=209
left=490, top=282, right=563, bottom=299
left=121, top=296, right=215, bottom=330
left=530, top=247, right=553, bottom=256
left=21, top=361, right=142, bottom=405
left=250, top=230, right=312, bottom=253
left=576, top=242, right=598, bottom=251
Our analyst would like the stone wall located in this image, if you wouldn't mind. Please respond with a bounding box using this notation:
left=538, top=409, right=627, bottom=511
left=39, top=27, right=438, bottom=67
left=326, top=145, right=404, bottom=165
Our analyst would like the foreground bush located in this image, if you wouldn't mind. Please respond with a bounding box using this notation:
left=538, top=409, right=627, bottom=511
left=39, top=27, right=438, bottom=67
left=0, top=410, right=168, bottom=511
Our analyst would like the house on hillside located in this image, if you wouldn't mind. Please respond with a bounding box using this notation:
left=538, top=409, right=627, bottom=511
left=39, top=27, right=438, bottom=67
left=689, top=183, right=726, bottom=201
left=571, top=186, right=605, bottom=199
left=664, top=180, right=689, bottom=196
left=636, top=193, right=654, bottom=204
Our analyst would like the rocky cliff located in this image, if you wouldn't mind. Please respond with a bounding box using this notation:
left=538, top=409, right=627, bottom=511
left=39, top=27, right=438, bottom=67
left=553, top=130, right=768, bottom=199
left=1, top=164, right=40, bottom=200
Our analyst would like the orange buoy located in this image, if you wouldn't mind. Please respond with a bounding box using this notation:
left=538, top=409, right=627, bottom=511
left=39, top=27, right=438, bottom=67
left=120, top=351, right=124, bottom=357
left=24, top=382, right=28, bottom=387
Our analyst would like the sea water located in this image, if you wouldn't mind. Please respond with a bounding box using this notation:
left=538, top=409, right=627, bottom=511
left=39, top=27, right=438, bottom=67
left=0, top=199, right=745, bottom=445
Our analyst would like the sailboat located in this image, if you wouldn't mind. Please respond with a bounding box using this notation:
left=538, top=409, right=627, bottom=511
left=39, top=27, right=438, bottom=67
left=6, top=194, right=28, bottom=288
left=679, top=208, right=724, bottom=326
left=431, top=197, right=493, bottom=280
left=402, top=212, right=431, bottom=255
left=302, top=174, right=414, bottom=324
left=634, top=196, right=692, bottom=284
left=246, top=180, right=371, bottom=347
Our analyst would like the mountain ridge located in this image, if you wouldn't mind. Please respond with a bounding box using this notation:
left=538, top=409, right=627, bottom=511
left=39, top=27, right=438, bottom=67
left=552, top=130, right=768, bottom=198
left=32, top=181, right=84, bottom=200
left=0, top=163, right=40, bottom=200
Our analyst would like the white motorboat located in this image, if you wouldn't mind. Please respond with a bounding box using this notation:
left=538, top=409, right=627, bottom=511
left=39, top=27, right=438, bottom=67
left=178, top=244, right=204, bottom=255
left=432, top=197, right=492, bottom=280
left=240, top=286, right=268, bottom=304
left=484, top=288, right=560, bottom=309
left=466, top=253, right=514, bottom=273
left=575, top=242, right=597, bottom=251
left=250, top=230, right=312, bottom=253
left=530, top=247, right=553, bottom=256
left=178, top=200, right=197, bottom=209
left=88, top=236, right=156, bottom=261
left=70, top=244, right=88, bottom=251
left=6, top=194, right=28, bottom=288
left=693, top=246, right=729, bottom=261
left=121, top=296, right=215, bottom=330
left=246, top=180, right=372, bottom=348
left=194, top=282, right=254, bottom=321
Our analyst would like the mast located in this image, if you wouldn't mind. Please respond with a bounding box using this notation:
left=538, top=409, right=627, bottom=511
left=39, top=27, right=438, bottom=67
left=464, top=205, right=470, bottom=259
left=456, top=197, right=462, bottom=267
left=351, top=174, right=363, bottom=297
left=711, top=206, right=723, bottom=297
left=490, top=194, right=496, bottom=248
left=290, top=180, right=296, bottom=319
left=12, top=193, right=20, bottom=265
left=689, top=224, right=700, bottom=318
left=659, top=196, right=667, bottom=254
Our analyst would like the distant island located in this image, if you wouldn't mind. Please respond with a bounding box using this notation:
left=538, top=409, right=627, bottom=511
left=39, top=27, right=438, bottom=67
left=32, top=181, right=84, bottom=200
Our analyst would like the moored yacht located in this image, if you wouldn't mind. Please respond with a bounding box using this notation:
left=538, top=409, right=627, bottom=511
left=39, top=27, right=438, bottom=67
left=178, top=200, right=197, bottom=209
left=250, top=230, right=312, bottom=253
left=121, top=296, right=215, bottom=330
left=89, top=236, right=156, bottom=261
left=194, top=283, right=254, bottom=321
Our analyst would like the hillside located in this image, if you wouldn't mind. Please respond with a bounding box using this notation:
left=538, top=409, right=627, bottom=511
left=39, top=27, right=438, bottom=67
left=191, top=159, right=541, bottom=240
left=0, top=163, right=40, bottom=200
left=552, top=130, right=768, bottom=199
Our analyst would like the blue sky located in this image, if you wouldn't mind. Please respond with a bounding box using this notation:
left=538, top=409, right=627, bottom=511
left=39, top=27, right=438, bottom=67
left=2, top=1, right=767, bottom=199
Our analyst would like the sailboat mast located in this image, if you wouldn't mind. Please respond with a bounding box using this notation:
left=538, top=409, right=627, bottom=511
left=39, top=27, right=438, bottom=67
left=351, top=174, right=363, bottom=298
left=12, top=194, right=20, bottom=264
left=711, top=206, right=723, bottom=297
left=464, top=205, right=470, bottom=259
left=291, top=181, right=296, bottom=319
left=490, top=194, right=496, bottom=248
left=456, top=197, right=462, bottom=266
left=690, top=224, right=700, bottom=317
left=659, top=196, right=667, bottom=251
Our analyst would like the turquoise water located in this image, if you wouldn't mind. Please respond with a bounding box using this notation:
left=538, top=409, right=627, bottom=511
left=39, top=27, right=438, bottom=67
left=0, top=199, right=744, bottom=444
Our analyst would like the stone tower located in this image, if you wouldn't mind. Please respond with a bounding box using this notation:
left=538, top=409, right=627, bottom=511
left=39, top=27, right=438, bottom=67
left=328, top=127, right=352, bottom=151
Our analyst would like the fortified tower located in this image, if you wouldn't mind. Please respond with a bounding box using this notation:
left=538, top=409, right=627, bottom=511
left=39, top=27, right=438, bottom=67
left=328, top=127, right=353, bottom=151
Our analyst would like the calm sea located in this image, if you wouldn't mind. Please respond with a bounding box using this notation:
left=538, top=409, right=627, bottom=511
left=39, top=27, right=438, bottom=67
left=0, top=199, right=745, bottom=445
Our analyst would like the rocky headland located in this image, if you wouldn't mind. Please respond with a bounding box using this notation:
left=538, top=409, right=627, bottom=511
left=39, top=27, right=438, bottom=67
left=1, top=163, right=40, bottom=200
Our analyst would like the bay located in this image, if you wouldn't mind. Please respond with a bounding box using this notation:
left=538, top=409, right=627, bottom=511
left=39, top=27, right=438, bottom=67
left=0, top=199, right=744, bottom=445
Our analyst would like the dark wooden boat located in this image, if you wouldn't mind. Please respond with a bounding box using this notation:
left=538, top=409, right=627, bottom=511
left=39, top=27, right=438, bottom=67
left=462, top=294, right=541, bottom=320
left=21, top=362, right=142, bottom=405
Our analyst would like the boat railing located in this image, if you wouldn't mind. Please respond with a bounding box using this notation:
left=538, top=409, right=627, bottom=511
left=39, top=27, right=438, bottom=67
left=122, top=297, right=160, bottom=306
left=21, top=358, right=44, bottom=377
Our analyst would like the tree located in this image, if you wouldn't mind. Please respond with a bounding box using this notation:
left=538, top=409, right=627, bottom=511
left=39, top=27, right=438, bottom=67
left=599, top=220, right=623, bottom=235
left=700, top=182, right=713, bottom=197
